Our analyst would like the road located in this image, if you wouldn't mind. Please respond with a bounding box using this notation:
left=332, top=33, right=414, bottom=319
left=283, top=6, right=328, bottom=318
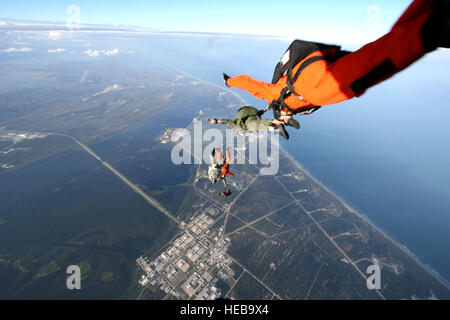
left=274, top=175, right=387, bottom=300
left=225, top=201, right=296, bottom=237
left=46, top=132, right=180, bottom=225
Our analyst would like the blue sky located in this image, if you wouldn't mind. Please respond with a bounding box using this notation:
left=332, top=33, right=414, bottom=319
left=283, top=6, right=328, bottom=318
left=1, top=0, right=412, bottom=42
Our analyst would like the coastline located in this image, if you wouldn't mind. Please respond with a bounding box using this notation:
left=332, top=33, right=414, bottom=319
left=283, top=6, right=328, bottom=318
left=281, top=148, right=450, bottom=290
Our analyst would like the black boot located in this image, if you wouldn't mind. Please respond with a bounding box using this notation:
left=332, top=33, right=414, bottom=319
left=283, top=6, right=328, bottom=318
left=275, top=124, right=289, bottom=140
left=223, top=73, right=230, bottom=87
left=422, top=0, right=450, bottom=50
left=286, top=118, right=300, bottom=130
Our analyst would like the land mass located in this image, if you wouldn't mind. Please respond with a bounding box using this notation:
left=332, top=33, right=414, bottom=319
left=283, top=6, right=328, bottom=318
left=1, top=58, right=448, bottom=300
left=134, top=117, right=450, bottom=300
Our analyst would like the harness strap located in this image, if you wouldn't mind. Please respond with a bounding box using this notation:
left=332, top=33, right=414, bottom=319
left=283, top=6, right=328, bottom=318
left=286, top=55, right=328, bottom=101
left=292, top=55, right=328, bottom=82
left=276, top=96, right=298, bottom=114
left=273, top=55, right=328, bottom=114
left=286, top=70, right=307, bottom=102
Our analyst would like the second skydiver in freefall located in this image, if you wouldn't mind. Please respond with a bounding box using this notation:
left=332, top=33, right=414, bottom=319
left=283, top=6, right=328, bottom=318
left=195, top=148, right=234, bottom=187
left=208, top=106, right=292, bottom=140
left=221, top=0, right=450, bottom=139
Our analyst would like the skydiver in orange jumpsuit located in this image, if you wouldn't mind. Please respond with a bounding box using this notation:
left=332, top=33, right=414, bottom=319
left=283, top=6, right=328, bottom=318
left=223, top=0, right=449, bottom=128
left=218, top=148, right=234, bottom=185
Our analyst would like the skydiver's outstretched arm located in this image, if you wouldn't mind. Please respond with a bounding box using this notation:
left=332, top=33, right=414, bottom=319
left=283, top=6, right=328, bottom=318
left=210, top=149, right=218, bottom=166
left=303, top=0, right=448, bottom=105
left=195, top=174, right=209, bottom=182
left=224, top=74, right=280, bottom=103
left=217, top=118, right=240, bottom=131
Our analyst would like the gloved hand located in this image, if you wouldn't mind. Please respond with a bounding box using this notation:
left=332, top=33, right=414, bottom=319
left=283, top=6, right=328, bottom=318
left=223, top=73, right=230, bottom=87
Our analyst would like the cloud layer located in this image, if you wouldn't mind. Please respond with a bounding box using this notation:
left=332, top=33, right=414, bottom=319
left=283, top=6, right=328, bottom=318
left=48, top=48, right=66, bottom=53
left=83, top=49, right=120, bottom=57
left=2, top=47, right=33, bottom=53
left=48, top=31, right=62, bottom=40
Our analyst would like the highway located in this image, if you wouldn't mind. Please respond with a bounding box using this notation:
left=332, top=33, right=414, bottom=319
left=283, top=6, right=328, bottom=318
left=46, top=133, right=180, bottom=225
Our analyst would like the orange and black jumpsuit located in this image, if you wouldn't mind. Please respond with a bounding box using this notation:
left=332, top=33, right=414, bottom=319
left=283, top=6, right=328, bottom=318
left=226, top=0, right=443, bottom=114
left=221, top=163, right=234, bottom=179
left=219, top=149, right=234, bottom=185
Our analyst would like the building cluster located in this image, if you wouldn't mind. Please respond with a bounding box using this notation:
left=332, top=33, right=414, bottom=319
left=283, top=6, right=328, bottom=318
left=136, top=211, right=236, bottom=300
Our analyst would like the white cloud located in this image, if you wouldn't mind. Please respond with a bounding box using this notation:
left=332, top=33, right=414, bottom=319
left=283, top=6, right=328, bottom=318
left=2, top=47, right=33, bottom=53
left=48, top=31, right=62, bottom=40
left=104, top=48, right=119, bottom=56
left=83, top=49, right=120, bottom=57
left=93, top=84, right=123, bottom=96
left=0, top=22, right=6, bottom=26
left=83, top=49, right=101, bottom=57
left=83, top=84, right=124, bottom=101
left=48, top=48, right=66, bottom=53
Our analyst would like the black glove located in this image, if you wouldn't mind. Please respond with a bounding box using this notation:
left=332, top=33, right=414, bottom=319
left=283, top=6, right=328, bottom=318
left=223, top=73, right=230, bottom=87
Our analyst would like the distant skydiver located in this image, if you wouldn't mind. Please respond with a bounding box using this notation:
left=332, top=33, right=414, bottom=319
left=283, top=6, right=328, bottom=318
left=208, top=106, right=293, bottom=140
left=219, top=148, right=234, bottom=182
left=222, top=0, right=450, bottom=134
left=195, top=148, right=234, bottom=186
left=218, top=189, right=232, bottom=197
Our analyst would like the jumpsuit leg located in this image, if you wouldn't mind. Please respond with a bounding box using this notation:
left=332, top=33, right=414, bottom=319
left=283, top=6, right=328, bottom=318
left=299, top=0, right=438, bottom=106
left=209, top=149, right=217, bottom=165
left=225, top=149, right=231, bottom=164
left=216, top=150, right=223, bottom=164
